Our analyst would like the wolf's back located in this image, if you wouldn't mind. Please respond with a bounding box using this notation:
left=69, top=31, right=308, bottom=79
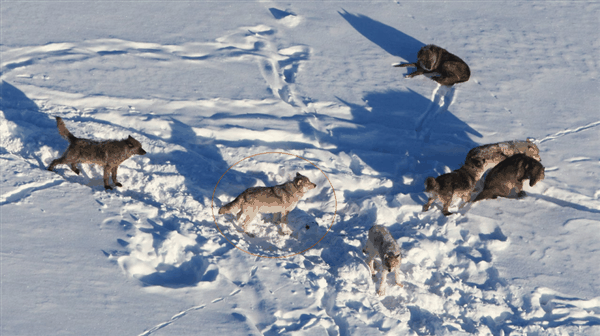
left=55, top=117, right=77, bottom=142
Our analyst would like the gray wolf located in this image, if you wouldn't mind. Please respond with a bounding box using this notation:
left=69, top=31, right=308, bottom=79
left=218, top=173, right=316, bottom=236
left=394, top=44, right=470, bottom=86
left=466, top=139, right=541, bottom=181
left=47, top=117, right=146, bottom=190
left=473, top=154, right=545, bottom=202
left=362, top=225, right=402, bottom=296
left=422, top=157, right=483, bottom=216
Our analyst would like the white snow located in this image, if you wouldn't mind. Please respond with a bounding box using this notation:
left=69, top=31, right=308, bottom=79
left=2, top=1, right=599, bottom=335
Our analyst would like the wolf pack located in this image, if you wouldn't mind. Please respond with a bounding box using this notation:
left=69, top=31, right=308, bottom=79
left=47, top=44, right=545, bottom=296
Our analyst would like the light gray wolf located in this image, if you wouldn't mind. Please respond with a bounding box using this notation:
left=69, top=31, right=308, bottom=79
left=422, top=157, right=484, bottom=216
left=473, top=154, right=545, bottom=202
left=47, top=117, right=146, bottom=190
left=466, top=139, right=541, bottom=181
left=218, top=173, right=316, bottom=236
left=394, top=44, right=470, bottom=86
left=363, top=225, right=402, bottom=296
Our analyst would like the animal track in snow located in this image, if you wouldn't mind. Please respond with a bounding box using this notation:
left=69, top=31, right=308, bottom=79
left=537, top=119, right=600, bottom=144
left=415, top=84, right=456, bottom=142
left=219, top=25, right=310, bottom=108
left=0, top=178, right=63, bottom=205
left=138, top=304, right=206, bottom=336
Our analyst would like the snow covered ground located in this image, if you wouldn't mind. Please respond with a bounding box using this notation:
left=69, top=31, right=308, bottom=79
left=2, top=1, right=599, bottom=335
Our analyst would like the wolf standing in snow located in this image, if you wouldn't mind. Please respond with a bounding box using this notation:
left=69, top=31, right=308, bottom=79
left=394, top=44, right=470, bottom=86
left=47, top=117, right=146, bottom=190
left=422, top=157, right=484, bottom=216
left=363, top=225, right=402, bottom=296
left=218, top=173, right=316, bottom=236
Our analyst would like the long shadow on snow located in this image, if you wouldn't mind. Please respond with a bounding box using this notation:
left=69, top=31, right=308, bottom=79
left=0, top=82, right=236, bottom=288
left=323, top=12, right=481, bottom=205
left=303, top=89, right=481, bottom=205
left=0, top=81, right=58, bottom=165
left=339, top=10, right=424, bottom=61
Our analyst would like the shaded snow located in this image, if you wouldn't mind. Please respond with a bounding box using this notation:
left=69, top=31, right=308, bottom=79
left=2, top=1, right=599, bottom=335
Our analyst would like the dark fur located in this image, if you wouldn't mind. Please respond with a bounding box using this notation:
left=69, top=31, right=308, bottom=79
left=395, top=44, right=470, bottom=86
left=47, top=117, right=146, bottom=190
left=423, top=158, right=483, bottom=216
left=473, top=154, right=545, bottom=202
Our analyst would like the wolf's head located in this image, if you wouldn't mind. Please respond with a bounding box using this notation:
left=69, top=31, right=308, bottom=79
left=418, top=44, right=443, bottom=71
left=384, top=252, right=402, bottom=272
left=424, top=176, right=438, bottom=193
left=294, top=172, right=317, bottom=192
left=125, top=135, right=147, bottom=156
left=527, top=161, right=545, bottom=187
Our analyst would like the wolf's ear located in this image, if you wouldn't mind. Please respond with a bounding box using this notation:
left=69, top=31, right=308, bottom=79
left=296, top=172, right=301, bottom=177
left=125, top=136, right=136, bottom=147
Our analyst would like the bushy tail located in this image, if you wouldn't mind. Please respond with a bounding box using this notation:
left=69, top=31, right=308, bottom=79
left=56, top=117, right=76, bottom=143
left=218, top=196, right=242, bottom=215
left=425, top=177, right=438, bottom=193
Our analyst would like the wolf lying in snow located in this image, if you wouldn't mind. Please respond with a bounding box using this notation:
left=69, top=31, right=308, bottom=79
left=48, top=117, right=146, bottom=190
left=423, top=139, right=542, bottom=215
left=394, top=44, right=470, bottom=86
left=218, top=173, right=316, bottom=236
left=466, top=139, right=541, bottom=181
left=363, top=225, right=402, bottom=296
left=473, top=154, right=545, bottom=202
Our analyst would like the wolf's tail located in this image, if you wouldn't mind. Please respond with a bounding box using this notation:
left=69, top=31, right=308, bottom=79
left=218, top=196, right=242, bottom=215
left=424, top=177, right=438, bottom=193
left=56, top=117, right=77, bottom=143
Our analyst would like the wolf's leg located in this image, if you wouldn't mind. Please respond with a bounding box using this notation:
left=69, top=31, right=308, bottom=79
left=441, top=197, right=453, bottom=216
left=394, top=269, right=403, bottom=287
left=394, top=62, right=417, bottom=68
left=432, top=74, right=459, bottom=86
left=516, top=181, right=526, bottom=198
left=48, top=156, right=67, bottom=171
left=241, top=208, right=258, bottom=233
left=281, top=211, right=289, bottom=223
left=406, top=69, right=426, bottom=78
left=378, top=269, right=389, bottom=296
left=422, top=197, right=435, bottom=212
left=366, top=253, right=376, bottom=276
left=277, top=211, right=292, bottom=235
left=70, top=163, right=81, bottom=175
left=103, top=165, right=113, bottom=190
left=111, top=166, right=122, bottom=187
left=363, top=240, right=376, bottom=275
